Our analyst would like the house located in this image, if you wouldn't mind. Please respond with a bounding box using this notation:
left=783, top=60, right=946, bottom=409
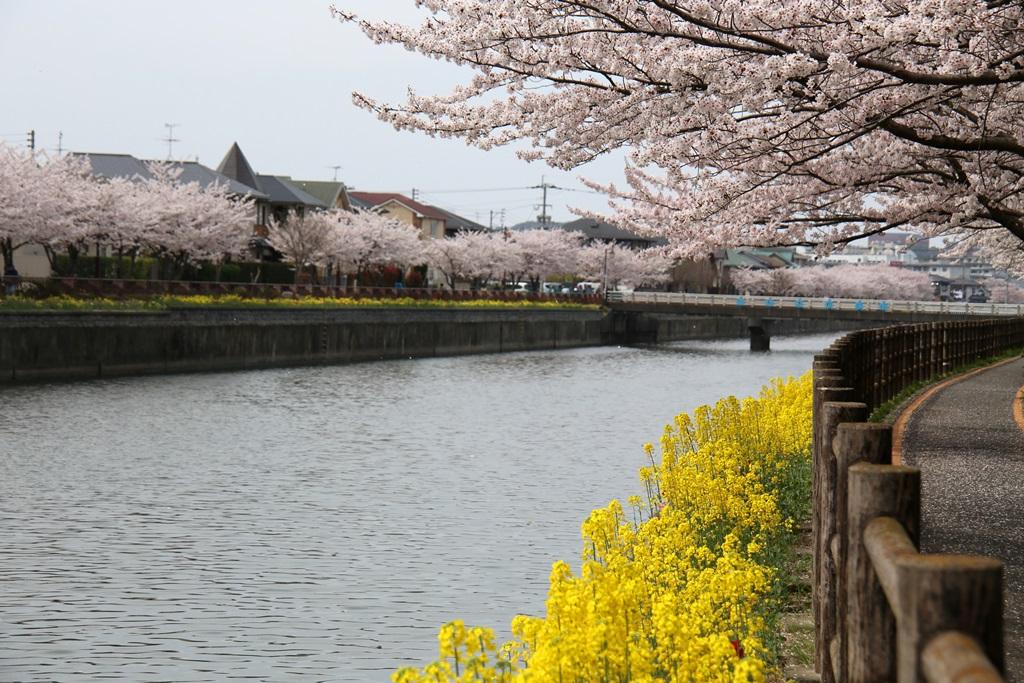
left=76, top=151, right=275, bottom=262
left=288, top=180, right=353, bottom=211
left=930, top=275, right=989, bottom=302
left=79, top=152, right=267, bottom=201
left=429, top=206, right=488, bottom=235
left=561, top=218, right=661, bottom=249
left=713, top=247, right=808, bottom=294
left=79, top=146, right=329, bottom=232
left=559, top=217, right=735, bottom=292
left=508, top=219, right=565, bottom=231
left=215, top=143, right=327, bottom=228
left=347, top=191, right=450, bottom=239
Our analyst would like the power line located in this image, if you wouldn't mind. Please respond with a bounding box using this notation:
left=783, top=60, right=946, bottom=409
left=416, top=184, right=604, bottom=196
left=552, top=186, right=603, bottom=194
left=416, top=185, right=533, bottom=194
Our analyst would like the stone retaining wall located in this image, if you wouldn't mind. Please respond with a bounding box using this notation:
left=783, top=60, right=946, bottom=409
left=0, top=307, right=607, bottom=384
left=0, top=307, right=873, bottom=385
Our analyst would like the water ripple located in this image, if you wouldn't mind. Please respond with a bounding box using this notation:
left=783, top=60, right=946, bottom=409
left=0, top=335, right=834, bottom=681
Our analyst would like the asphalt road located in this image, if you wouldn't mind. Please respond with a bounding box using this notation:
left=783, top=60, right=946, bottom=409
left=901, top=357, right=1024, bottom=680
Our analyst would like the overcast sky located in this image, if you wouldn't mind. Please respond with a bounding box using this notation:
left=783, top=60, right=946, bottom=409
left=0, top=0, right=627, bottom=227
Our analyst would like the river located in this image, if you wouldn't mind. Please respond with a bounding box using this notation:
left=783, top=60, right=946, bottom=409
left=0, top=333, right=836, bottom=682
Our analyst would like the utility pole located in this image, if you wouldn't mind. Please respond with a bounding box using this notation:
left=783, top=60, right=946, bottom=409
left=531, top=175, right=562, bottom=228
left=27, top=129, right=35, bottom=151
left=163, top=123, right=180, bottom=159
left=489, top=210, right=494, bottom=230
left=56, top=131, right=63, bottom=155
left=411, top=188, right=419, bottom=201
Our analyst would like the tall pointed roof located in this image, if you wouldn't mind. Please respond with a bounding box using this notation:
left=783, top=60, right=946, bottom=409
left=216, top=142, right=261, bottom=192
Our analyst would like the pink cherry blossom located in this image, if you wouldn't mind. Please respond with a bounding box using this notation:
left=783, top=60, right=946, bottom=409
left=334, top=1, right=1024, bottom=272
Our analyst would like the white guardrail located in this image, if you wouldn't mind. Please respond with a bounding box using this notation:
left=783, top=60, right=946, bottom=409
left=606, top=290, right=1024, bottom=317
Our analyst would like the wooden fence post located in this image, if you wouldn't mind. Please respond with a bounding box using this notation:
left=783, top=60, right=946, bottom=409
left=816, top=399, right=866, bottom=682
left=846, top=463, right=920, bottom=683
left=811, top=366, right=850, bottom=672
left=831, top=423, right=892, bottom=683
left=896, top=553, right=1003, bottom=682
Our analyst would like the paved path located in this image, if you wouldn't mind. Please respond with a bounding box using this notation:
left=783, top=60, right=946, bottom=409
left=901, top=357, right=1024, bottom=680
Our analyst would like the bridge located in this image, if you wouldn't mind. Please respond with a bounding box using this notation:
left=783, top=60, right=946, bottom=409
left=606, top=291, right=1024, bottom=349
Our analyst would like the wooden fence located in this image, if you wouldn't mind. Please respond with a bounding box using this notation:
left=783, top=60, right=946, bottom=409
left=813, top=319, right=1024, bottom=683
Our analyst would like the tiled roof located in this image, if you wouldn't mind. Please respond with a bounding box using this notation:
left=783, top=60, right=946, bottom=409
left=258, top=175, right=327, bottom=208
left=75, top=152, right=268, bottom=198
left=508, top=220, right=564, bottom=230
left=562, top=217, right=656, bottom=243
left=211, top=144, right=323, bottom=208
left=430, top=206, right=487, bottom=232
left=348, top=192, right=449, bottom=220
left=216, top=142, right=261, bottom=192
left=290, top=180, right=348, bottom=209
left=721, top=248, right=797, bottom=269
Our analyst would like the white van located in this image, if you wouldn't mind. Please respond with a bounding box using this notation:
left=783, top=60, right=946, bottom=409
left=574, top=281, right=603, bottom=294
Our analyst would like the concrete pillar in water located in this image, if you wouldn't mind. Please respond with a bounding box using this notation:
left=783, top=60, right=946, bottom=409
left=748, top=318, right=771, bottom=351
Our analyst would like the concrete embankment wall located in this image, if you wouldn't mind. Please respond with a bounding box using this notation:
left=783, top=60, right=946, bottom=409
left=0, top=307, right=876, bottom=385
left=0, top=307, right=608, bottom=384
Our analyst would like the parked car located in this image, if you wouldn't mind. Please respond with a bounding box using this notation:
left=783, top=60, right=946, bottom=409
left=573, top=281, right=603, bottom=295
left=541, top=282, right=569, bottom=295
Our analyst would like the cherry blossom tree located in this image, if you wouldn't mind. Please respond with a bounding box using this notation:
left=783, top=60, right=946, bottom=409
left=423, top=231, right=480, bottom=289
left=326, top=209, right=423, bottom=284
left=0, top=144, right=67, bottom=272
left=509, top=229, right=583, bottom=290
left=336, top=2, right=1024, bottom=270
left=41, top=160, right=147, bottom=277
left=425, top=230, right=523, bottom=289
left=578, top=244, right=672, bottom=289
left=271, top=211, right=336, bottom=283
left=732, top=264, right=935, bottom=300
left=978, top=276, right=1024, bottom=304
left=135, top=163, right=252, bottom=278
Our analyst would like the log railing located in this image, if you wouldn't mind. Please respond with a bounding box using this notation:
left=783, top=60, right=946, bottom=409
left=813, top=319, right=1024, bottom=683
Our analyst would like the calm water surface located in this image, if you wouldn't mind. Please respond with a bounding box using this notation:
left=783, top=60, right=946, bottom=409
left=0, top=334, right=836, bottom=682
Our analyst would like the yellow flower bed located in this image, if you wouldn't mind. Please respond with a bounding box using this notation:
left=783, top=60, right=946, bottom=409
left=0, top=294, right=599, bottom=311
left=395, top=374, right=813, bottom=683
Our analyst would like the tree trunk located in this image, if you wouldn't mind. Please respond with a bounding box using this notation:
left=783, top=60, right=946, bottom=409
left=43, top=245, right=60, bottom=274
left=67, top=244, right=80, bottom=276
left=1, top=238, right=14, bottom=272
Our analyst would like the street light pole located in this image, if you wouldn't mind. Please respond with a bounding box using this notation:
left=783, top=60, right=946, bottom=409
left=601, top=243, right=609, bottom=294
